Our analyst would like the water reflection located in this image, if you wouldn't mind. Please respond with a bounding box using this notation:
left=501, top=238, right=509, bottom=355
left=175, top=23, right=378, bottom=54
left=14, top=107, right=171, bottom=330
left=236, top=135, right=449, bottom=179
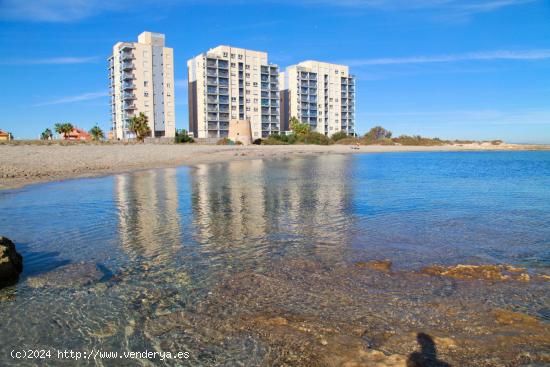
left=189, top=155, right=354, bottom=267
left=114, top=168, right=181, bottom=265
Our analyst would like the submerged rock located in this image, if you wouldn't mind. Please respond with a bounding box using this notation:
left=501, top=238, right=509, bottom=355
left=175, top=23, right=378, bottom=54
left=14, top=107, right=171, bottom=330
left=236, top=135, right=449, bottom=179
left=0, top=237, right=23, bottom=284
left=26, top=262, right=104, bottom=289
left=355, top=260, right=393, bottom=272
left=420, top=264, right=531, bottom=282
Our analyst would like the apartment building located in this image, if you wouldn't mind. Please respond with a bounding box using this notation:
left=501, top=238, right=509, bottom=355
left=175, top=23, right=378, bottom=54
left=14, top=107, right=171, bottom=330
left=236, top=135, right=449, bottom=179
left=280, top=61, right=355, bottom=136
left=188, top=46, right=280, bottom=139
left=109, top=32, right=175, bottom=140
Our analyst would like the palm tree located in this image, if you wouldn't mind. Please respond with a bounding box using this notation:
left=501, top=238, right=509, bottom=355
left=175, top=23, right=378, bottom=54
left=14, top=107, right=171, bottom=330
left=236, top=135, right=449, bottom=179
left=41, top=128, right=53, bottom=140
left=54, top=123, right=74, bottom=140
left=128, top=112, right=151, bottom=142
left=89, top=125, right=104, bottom=141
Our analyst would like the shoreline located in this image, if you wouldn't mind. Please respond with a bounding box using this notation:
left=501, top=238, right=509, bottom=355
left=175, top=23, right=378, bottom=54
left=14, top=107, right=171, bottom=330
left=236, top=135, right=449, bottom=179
left=1, top=143, right=548, bottom=190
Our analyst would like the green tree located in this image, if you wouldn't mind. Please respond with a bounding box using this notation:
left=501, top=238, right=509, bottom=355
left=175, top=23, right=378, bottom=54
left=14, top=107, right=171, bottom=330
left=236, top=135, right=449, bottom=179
left=364, top=126, right=392, bottom=142
left=89, top=125, right=105, bottom=141
left=54, top=123, right=74, bottom=139
left=175, top=129, right=194, bottom=143
left=128, top=112, right=151, bottom=142
left=289, top=116, right=310, bottom=136
left=41, top=128, right=53, bottom=140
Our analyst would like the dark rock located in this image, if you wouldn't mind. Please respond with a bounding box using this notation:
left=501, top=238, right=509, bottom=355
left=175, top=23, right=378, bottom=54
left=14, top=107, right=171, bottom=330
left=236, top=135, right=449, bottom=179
left=0, top=237, right=23, bottom=284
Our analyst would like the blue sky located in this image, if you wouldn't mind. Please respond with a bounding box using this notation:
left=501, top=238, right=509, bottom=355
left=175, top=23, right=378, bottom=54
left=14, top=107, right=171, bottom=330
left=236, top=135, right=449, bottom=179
left=0, top=0, right=549, bottom=143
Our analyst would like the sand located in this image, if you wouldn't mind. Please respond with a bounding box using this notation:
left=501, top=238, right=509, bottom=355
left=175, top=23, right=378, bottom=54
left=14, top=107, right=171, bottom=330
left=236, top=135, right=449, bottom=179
left=0, top=142, right=547, bottom=190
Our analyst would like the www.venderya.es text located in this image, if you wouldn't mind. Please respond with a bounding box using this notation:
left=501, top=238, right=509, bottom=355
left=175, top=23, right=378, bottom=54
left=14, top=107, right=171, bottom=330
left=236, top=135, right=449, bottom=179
left=11, top=349, right=190, bottom=361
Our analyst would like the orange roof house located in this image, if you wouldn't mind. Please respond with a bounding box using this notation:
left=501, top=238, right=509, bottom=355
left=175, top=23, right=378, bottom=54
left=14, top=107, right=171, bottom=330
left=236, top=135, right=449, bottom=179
left=64, top=127, right=92, bottom=141
left=0, top=129, right=11, bottom=141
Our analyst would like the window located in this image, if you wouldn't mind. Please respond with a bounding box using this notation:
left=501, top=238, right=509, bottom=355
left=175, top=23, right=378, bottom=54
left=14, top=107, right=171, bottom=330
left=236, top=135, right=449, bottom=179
left=144, top=92, right=149, bottom=97
left=254, top=108, right=258, bottom=112
left=223, top=52, right=228, bottom=57
left=245, top=65, right=250, bottom=69
left=246, top=99, right=250, bottom=103
left=166, top=83, right=171, bottom=88
left=231, top=62, right=236, bottom=68
left=238, top=55, right=243, bottom=60
left=231, top=97, right=236, bottom=102
left=232, top=106, right=236, bottom=111
left=144, top=81, right=148, bottom=87
left=245, top=73, right=250, bottom=78
left=246, top=107, right=250, bottom=111
left=246, top=90, right=250, bottom=95
left=253, top=82, right=258, bottom=87
left=245, top=82, right=250, bottom=86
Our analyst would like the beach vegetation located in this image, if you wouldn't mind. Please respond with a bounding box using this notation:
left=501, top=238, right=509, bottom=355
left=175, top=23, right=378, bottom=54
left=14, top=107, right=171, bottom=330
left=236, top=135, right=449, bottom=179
left=89, top=125, right=104, bottom=141
left=175, top=129, right=194, bottom=143
left=40, top=128, right=53, bottom=140
left=128, top=113, right=151, bottom=142
left=54, top=123, right=74, bottom=139
left=330, top=131, right=348, bottom=142
left=289, top=117, right=310, bottom=136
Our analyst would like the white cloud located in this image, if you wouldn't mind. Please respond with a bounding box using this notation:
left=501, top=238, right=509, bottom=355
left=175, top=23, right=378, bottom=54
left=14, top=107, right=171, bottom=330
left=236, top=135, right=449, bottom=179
left=34, top=91, right=108, bottom=107
left=0, top=56, right=99, bottom=65
left=342, top=49, right=550, bottom=66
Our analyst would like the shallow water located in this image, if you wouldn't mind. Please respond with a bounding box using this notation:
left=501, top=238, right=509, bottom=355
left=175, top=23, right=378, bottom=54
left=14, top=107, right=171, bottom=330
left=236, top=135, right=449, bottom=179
left=0, top=151, right=549, bottom=366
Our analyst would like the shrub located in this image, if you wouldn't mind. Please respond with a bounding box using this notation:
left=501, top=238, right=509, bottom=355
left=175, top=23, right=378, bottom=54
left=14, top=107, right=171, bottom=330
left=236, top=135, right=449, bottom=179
left=175, top=129, right=194, bottom=143
left=330, top=131, right=348, bottom=142
left=216, top=137, right=233, bottom=145
left=300, top=132, right=331, bottom=145
left=253, top=138, right=263, bottom=145
left=364, top=126, right=392, bottom=143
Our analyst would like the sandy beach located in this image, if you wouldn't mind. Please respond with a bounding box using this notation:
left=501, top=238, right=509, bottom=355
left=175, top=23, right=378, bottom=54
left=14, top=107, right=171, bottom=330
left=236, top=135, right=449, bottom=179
left=0, top=142, right=548, bottom=190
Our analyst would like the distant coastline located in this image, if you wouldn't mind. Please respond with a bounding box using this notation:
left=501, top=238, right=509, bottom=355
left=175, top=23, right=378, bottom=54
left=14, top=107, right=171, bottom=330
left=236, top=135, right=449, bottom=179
left=1, top=143, right=549, bottom=190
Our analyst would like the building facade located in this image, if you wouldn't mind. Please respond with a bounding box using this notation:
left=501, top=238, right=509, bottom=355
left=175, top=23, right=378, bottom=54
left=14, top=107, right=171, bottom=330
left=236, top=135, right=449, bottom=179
left=109, top=32, right=175, bottom=140
left=187, top=46, right=280, bottom=139
left=280, top=61, right=355, bottom=136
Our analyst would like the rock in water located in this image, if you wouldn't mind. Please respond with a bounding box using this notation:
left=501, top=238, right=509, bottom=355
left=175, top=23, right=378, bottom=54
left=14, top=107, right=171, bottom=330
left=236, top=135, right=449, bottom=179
left=0, top=237, right=23, bottom=283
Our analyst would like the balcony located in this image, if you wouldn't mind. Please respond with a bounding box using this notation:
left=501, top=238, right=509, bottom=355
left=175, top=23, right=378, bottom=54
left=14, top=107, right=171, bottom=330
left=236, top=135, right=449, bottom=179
left=219, top=122, right=229, bottom=129
left=121, top=52, right=134, bottom=61
left=123, top=93, right=136, bottom=100
left=122, top=62, right=135, bottom=70
left=206, top=68, right=217, bottom=77
left=261, top=82, right=269, bottom=91
left=124, top=103, right=137, bottom=110
left=207, top=77, right=217, bottom=85
left=261, top=99, right=270, bottom=107
left=207, top=86, right=217, bottom=94
left=122, top=82, right=135, bottom=90
left=261, top=66, right=269, bottom=74
left=219, top=105, right=229, bottom=112
left=207, top=104, right=218, bottom=112
left=206, top=58, right=217, bottom=67
left=208, top=122, right=218, bottom=130
left=122, top=72, right=135, bottom=80
left=218, top=69, right=229, bottom=77
left=218, top=60, right=229, bottom=69
left=262, top=123, right=270, bottom=130
left=219, top=87, right=229, bottom=95
left=218, top=77, right=229, bottom=86
left=207, top=96, right=218, bottom=103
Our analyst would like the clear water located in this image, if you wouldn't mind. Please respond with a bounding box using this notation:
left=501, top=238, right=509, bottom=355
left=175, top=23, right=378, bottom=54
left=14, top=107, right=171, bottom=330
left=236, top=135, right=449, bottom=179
left=0, top=151, right=549, bottom=365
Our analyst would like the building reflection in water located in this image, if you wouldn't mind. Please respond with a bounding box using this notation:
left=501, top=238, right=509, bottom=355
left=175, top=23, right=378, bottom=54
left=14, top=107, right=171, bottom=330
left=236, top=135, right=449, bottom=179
left=112, top=156, right=354, bottom=276
left=189, top=155, right=354, bottom=267
left=114, top=168, right=182, bottom=265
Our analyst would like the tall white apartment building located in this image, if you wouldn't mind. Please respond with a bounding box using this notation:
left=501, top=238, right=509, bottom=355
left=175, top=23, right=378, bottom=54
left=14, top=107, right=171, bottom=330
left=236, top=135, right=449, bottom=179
left=187, top=46, right=280, bottom=139
left=109, top=32, right=175, bottom=140
left=280, top=61, right=355, bottom=136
